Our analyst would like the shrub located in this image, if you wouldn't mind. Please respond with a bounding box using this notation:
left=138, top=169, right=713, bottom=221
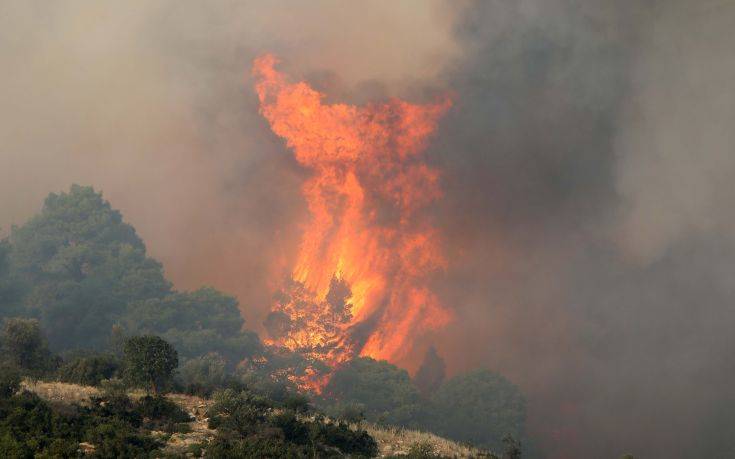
left=322, top=357, right=423, bottom=426
left=283, top=394, right=311, bottom=414
left=85, top=419, right=161, bottom=457
left=57, top=353, right=120, bottom=386
left=329, top=402, right=366, bottom=424
left=0, top=364, right=21, bottom=398
left=1, top=318, right=56, bottom=377
left=311, top=420, right=378, bottom=457
left=206, top=389, right=378, bottom=458
left=177, top=352, right=227, bottom=396
left=135, top=395, right=191, bottom=432
left=123, top=335, right=178, bottom=394
left=431, top=369, right=526, bottom=452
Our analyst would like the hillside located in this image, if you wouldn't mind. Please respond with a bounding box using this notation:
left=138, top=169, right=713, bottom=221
left=22, top=380, right=490, bottom=458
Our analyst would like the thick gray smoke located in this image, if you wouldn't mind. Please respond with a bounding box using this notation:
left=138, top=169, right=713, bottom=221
left=428, top=1, right=735, bottom=457
left=1, top=1, right=734, bottom=457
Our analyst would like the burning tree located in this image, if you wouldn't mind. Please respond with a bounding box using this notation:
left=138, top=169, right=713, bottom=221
left=265, top=276, right=354, bottom=363
left=253, top=55, right=453, bottom=385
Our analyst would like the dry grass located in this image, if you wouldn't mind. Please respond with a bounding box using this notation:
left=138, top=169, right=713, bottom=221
left=360, top=422, right=491, bottom=458
left=21, top=379, right=101, bottom=405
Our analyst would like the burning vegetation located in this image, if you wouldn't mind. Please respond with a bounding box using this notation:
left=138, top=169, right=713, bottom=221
left=253, top=55, right=453, bottom=384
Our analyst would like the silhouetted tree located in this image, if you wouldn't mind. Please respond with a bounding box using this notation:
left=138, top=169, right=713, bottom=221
left=414, top=345, right=446, bottom=396
left=323, top=357, right=423, bottom=426
left=431, top=369, right=526, bottom=452
left=503, top=433, right=522, bottom=459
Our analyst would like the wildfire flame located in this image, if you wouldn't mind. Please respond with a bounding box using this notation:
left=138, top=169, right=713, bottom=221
left=253, top=54, right=452, bottom=385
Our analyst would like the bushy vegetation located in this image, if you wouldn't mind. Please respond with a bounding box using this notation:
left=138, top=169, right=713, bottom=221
left=1, top=318, right=57, bottom=378
left=0, top=363, right=21, bottom=398
left=0, top=390, right=166, bottom=458
left=321, top=357, right=526, bottom=453
left=204, top=388, right=378, bottom=458
left=323, top=357, right=424, bottom=427
left=57, top=353, right=120, bottom=386
left=430, top=370, right=526, bottom=451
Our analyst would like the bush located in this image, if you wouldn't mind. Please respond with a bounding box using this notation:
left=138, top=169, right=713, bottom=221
left=330, top=402, right=366, bottom=424
left=1, top=318, right=56, bottom=377
left=311, top=420, right=378, bottom=457
left=322, top=357, right=423, bottom=426
left=135, top=395, right=191, bottom=432
left=0, top=391, right=87, bottom=457
left=85, top=419, right=162, bottom=457
left=177, top=352, right=227, bottom=396
left=57, top=353, right=120, bottom=386
left=206, top=389, right=378, bottom=458
left=123, top=335, right=178, bottom=394
left=431, top=369, right=526, bottom=452
left=0, top=364, right=21, bottom=399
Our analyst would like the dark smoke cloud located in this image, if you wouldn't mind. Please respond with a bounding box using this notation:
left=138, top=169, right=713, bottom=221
left=2, top=1, right=734, bottom=457
left=427, top=1, right=735, bottom=457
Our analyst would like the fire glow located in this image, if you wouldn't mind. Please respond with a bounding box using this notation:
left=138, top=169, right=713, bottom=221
left=253, top=55, right=452, bottom=383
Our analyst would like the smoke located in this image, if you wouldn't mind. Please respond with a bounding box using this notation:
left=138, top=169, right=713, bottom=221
left=426, top=1, right=735, bottom=457
left=0, top=0, right=458, bottom=329
left=1, top=0, right=734, bottom=457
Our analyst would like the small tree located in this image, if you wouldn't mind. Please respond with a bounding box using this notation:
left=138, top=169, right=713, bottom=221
left=1, top=318, right=55, bottom=377
left=0, top=363, right=21, bottom=398
left=123, top=335, right=178, bottom=394
left=503, top=434, right=521, bottom=459
left=414, top=345, right=446, bottom=396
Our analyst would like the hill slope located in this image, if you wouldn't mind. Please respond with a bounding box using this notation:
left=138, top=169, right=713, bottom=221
left=23, top=380, right=489, bottom=458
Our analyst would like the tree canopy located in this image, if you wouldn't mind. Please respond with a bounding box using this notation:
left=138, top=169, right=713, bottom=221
left=431, top=369, right=526, bottom=451
left=8, top=185, right=170, bottom=349
left=121, top=287, right=261, bottom=366
left=3, top=185, right=262, bottom=366
left=323, top=357, right=423, bottom=426
left=123, top=335, right=179, bottom=394
left=0, top=241, right=24, bottom=318
left=0, top=318, right=56, bottom=377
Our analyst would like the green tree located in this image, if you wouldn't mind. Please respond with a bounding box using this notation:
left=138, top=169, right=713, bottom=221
left=323, top=357, right=423, bottom=426
left=9, top=185, right=171, bottom=350
left=431, top=369, right=526, bottom=452
left=0, top=241, right=24, bottom=319
left=0, top=318, right=56, bottom=377
left=123, top=335, right=178, bottom=394
left=0, top=364, right=21, bottom=398
left=121, top=287, right=261, bottom=366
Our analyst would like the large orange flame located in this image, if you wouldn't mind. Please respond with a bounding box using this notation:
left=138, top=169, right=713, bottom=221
left=253, top=54, right=452, bottom=382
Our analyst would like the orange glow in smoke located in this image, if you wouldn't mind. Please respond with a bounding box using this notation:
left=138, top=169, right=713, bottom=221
left=253, top=54, right=452, bottom=384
